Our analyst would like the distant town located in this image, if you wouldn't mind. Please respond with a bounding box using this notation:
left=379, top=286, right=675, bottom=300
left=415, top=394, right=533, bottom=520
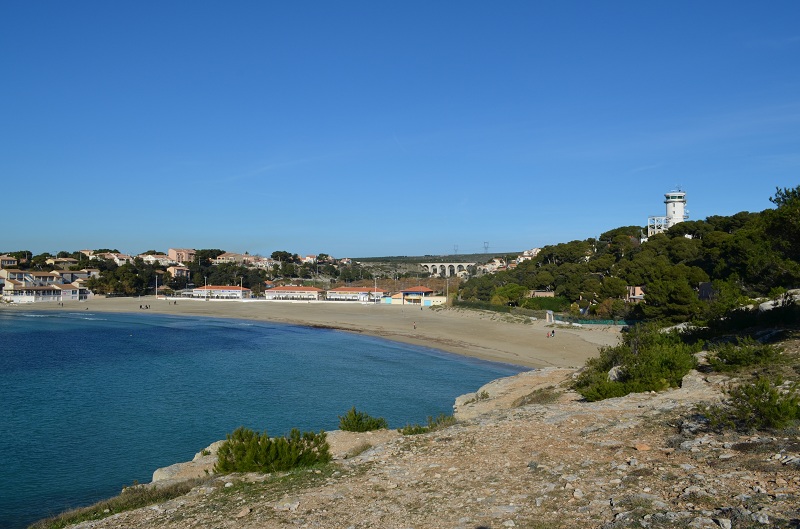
left=0, top=247, right=543, bottom=305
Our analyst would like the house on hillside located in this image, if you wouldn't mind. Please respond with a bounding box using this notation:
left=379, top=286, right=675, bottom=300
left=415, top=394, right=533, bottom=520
left=0, top=255, right=18, bottom=268
left=626, top=286, right=645, bottom=303
left=139, top=254, right=173, bottom=266
left=167, top=265, right=191, bottom=279
left=46, top=257, right=79, bottom=269
left=168, top=248, right=196, bottom=264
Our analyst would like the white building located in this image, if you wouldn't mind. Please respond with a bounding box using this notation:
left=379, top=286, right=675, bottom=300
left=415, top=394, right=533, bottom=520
left=647, top=190, right=689, bottom=236
left=191, top=285, right=252, bottom=300
left=263, top=285, right=323, bottom=301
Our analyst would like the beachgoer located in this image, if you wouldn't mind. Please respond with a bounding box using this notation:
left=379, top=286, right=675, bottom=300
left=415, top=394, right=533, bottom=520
left=413, top=322, right=416, bottom=330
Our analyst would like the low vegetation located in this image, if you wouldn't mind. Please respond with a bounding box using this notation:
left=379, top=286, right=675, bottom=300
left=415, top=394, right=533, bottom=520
left=707, top=338, right=783, bottom=372
left=701, top=376, right=800, bottom=432
left=29, top=478, right=209, bottom=529
left=462, top=390, right=490, bottom=405
left=398, top=414, right=457, bottom=435
left=213, top=426, right=331, bottom=474
left=513, top=386, right=561, bottom=407
left=573, top=323, right=700, bottom=401
left=338, top=407, right=388, bottom=432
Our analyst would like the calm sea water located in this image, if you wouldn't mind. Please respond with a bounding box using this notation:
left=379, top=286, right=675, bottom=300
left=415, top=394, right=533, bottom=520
left=0, top=309, right=524, bottom=528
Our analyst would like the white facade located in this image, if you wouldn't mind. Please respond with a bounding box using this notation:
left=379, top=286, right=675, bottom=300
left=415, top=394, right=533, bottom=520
left=191, top=285, right=252, bottom=299
left=0, top=269, right=83, bottom=303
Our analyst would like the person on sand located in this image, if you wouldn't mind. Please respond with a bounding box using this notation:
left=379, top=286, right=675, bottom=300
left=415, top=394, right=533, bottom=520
left=413, top=321, right=416, bottom=330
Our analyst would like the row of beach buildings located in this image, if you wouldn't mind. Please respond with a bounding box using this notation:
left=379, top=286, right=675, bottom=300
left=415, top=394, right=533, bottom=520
left=0, top=266, right=445, bottom=305
left=190, top=284, right=444, bottom=305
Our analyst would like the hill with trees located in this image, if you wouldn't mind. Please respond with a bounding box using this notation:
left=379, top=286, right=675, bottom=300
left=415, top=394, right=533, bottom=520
left=458, top=185, right=800, bottom=324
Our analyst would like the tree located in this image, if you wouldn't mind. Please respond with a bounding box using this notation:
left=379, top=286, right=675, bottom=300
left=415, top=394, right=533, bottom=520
left=765, top=184, right=800, bottom=262
left=769, top=185, right=800, bottom=207
left=271, top=250, right=295, bottom=263
left=491, top=283, right=527, bottom=306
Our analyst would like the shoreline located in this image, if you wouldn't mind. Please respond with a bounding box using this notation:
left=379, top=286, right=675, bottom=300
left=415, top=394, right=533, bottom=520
left=12, top=296, right=621, bottom=369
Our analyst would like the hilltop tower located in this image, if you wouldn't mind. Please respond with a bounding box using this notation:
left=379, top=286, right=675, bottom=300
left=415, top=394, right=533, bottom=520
left=647, top=190, right=688, bottom=236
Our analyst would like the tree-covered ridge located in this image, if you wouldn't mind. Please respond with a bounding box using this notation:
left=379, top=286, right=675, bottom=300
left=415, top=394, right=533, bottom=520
left=458, top=186, right=800, bottom=324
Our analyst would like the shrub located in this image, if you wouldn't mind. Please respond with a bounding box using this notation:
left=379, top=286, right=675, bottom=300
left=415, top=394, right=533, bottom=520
left=708, top=338, right=782, bottom=372
left=513, top=386, right=561, bottom=407
left=338, top=407, right=388, bottom=432
left=213, top=426, right=331, bottom=474
left=703, top=377, right=800, bottom=431
left=398, top=414, right=457, bottom=435
left=573, top=323, right=700, bottom=402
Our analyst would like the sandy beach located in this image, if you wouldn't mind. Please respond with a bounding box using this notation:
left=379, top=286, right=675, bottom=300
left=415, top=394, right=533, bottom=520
left=17, top=297, right=620, bottom=368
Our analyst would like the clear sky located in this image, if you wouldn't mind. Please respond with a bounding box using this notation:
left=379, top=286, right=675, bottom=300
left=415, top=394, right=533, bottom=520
left=2, top=2, right=799, bottom=258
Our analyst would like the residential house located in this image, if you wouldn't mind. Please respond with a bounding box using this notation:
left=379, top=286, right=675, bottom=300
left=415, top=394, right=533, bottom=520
left=168, top=248, right=196, bottom=264
left=516, top=248, right=541, bottom=264
left=46, top=257, right=79, bottom=269
left=626, top=286, right=645, bottom=303
left=0, top=255, right=18, bottom=268
left=167, top=265, right=191, bottom=279
left=139, top=254, right=173, bottom=266
left=251, top=257, right=280, bottom=270
left=89, top=252, right=133, bottom=266
left=212, top=252, right=249, bottom=265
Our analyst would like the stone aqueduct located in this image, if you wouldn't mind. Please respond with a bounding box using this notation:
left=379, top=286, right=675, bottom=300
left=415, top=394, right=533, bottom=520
left=420, top=262, right=476, bottom=278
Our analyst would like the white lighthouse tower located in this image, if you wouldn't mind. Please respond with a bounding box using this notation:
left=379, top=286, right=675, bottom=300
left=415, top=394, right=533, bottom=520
left=647, top=190, right=688, bottom=236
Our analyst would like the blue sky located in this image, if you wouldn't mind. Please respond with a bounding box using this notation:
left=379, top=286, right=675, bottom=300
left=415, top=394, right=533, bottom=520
left=2, top=2, right=799, bottom=258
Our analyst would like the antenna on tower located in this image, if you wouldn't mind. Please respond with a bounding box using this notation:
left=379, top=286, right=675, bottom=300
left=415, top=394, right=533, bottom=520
left=483, top=241, right=489, bottom=253
left=453, top=244, right=458, bottom=255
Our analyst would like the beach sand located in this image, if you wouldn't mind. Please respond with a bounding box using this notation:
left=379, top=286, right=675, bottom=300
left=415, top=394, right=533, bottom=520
left=19, top=297, right=621, bottom=369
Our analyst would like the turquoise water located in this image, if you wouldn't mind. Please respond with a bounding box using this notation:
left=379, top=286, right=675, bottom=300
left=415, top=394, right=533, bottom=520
left=0, top=310, right=524, bottom=528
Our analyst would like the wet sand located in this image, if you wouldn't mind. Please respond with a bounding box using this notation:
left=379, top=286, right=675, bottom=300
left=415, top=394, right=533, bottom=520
left=18, top=297, right=621, bottom=369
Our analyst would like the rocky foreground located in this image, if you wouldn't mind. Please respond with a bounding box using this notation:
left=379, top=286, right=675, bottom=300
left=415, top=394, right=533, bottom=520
left=69, top=364, right=800, bottom=529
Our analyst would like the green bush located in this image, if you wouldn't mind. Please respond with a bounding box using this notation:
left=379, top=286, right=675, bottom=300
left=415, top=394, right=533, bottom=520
left=213, top=426, right=331, bottom=474
left=338, top=407, right=388, bottom=432
left=398, top=414, right=457, bottom=435
left=703, top=377, right=800, bottom=431
left=708, top=338, right=782, bottom=372
left=573, top=324, right=700, bottom=402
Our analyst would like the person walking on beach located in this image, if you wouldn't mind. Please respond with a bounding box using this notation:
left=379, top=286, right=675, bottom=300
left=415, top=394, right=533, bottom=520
left=413, top=321, right=416, bottom=330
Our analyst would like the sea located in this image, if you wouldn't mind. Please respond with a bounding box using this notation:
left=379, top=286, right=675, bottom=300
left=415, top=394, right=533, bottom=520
left=0, top=309, right=525, bottom=529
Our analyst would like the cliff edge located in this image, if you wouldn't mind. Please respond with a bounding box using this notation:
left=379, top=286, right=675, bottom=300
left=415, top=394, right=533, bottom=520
left=69, top=361, right=800, bottom=529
